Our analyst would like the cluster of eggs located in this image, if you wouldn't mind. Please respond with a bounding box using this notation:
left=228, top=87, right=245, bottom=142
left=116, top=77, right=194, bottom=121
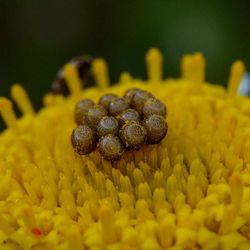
left=71, top=88, right=168, bottom=161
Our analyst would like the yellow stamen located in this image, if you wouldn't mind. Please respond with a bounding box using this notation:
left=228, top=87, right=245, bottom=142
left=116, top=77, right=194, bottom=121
left=19, top=207, right=36, bottom=229
left=193, top=52, right=206, bottom=83
left=92, top=58, right=110, bottom=89
left=181, top=52, right=205, bottom=84
left=157, top=215, right=175, bottom=247
left=219, top=205, right=236, bottom=235
left=187, top=175, right=204, bottom=208
left=11, top=84, right=34, bottom=115
left=145, top=47, right=163, bottom=82
left=119, top=72, right=132, bottom=83
left=63, top=63, right=82, bottom=96
left=181, top=54, right=192, bottom=79
left=99, top=205, right=118, bottom=244
left=0, top=214, right=14, bottom=233
left=0, top=97, right=18, bottom=132
left=229, top=173, right=243, bottom=211
left=43, top=93, right=64, bottom=106
left=66, top=225, right=82, bottom=250
left=228, top=60, right=245, bottom=97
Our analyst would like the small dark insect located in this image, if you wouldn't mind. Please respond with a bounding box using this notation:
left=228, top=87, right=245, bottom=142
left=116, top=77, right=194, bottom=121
left=144, top=114, right=168, bottom=144
left=70, top=55, right=93, bottom=79
left=117, top=108, right=141, bottom=126
left=132, top=90, right=154, bottom=114
left=71, top=125, right=97, bottom=155
left=98, top=135, right=124, bottom=161
left=120, top=121, right=147, bottom=150
left=142, top=98, right=167, bottom=118
left=74, top=98, right=95, bottom=125
left=123, top=88, right=140, bottom=105
left=86, top=105, right=108, bottom=129
left=109, top=97, right=130, bottom=116
left=97, top=116, right=119, bottom=137
left=52, top=55, right=93, bottom=96
left=98, top=93, right=117, bottom=110
left=51, top=71, right=70, bottom=97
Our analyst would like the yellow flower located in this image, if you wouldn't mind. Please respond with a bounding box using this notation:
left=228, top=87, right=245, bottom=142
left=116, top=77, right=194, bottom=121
left=0, top=48, right=250, bottom=250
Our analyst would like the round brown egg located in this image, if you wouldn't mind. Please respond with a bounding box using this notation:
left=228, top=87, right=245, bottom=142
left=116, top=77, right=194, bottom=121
left=97, top=116, right=119, bottom=137
left=109, top=97, right=129, bottom=116
left=71, top=125, right=97, bottom=155
left=120, top=121, right=147, bottom=150
left=86, top=105, right=108, bottom=129
left=144, top=114, right=168, bottom=144
left=74, top=98, right=95, bottom=125
left=98, top=135, right=124, bottom=161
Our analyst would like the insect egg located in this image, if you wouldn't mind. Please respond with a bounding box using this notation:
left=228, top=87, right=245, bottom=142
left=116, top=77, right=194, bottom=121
left=71, top=125, right=97, bottom=155
left=86, top=105, right=108, bottom=129
left=118, top=108, right=141, bottom=126
left=142, top=98, right=167, bottom=118
left=132, top=90, right=154, bottom=114
left=109, top=97, right=129, bottom=116
left=74, top=98, right=95, bottom=125
left=98, top=135, right=124, bottom=161
left=120, top=121, right=147, bottom=150
left=98, top=93, right=117, bottom=110
left=97, top=116, right=119, bottom=137
left=123, top=88, right=140, bottom=105
left=144, top=114, right=168, bottom=144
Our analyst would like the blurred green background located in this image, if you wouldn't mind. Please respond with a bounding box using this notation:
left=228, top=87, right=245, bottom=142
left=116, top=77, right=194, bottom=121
left=0, top=0, right=250, bottom=110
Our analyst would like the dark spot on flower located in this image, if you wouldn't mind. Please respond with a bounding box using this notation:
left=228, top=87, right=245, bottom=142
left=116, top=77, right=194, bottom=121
left=31, top=228, right=43, bottom=237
